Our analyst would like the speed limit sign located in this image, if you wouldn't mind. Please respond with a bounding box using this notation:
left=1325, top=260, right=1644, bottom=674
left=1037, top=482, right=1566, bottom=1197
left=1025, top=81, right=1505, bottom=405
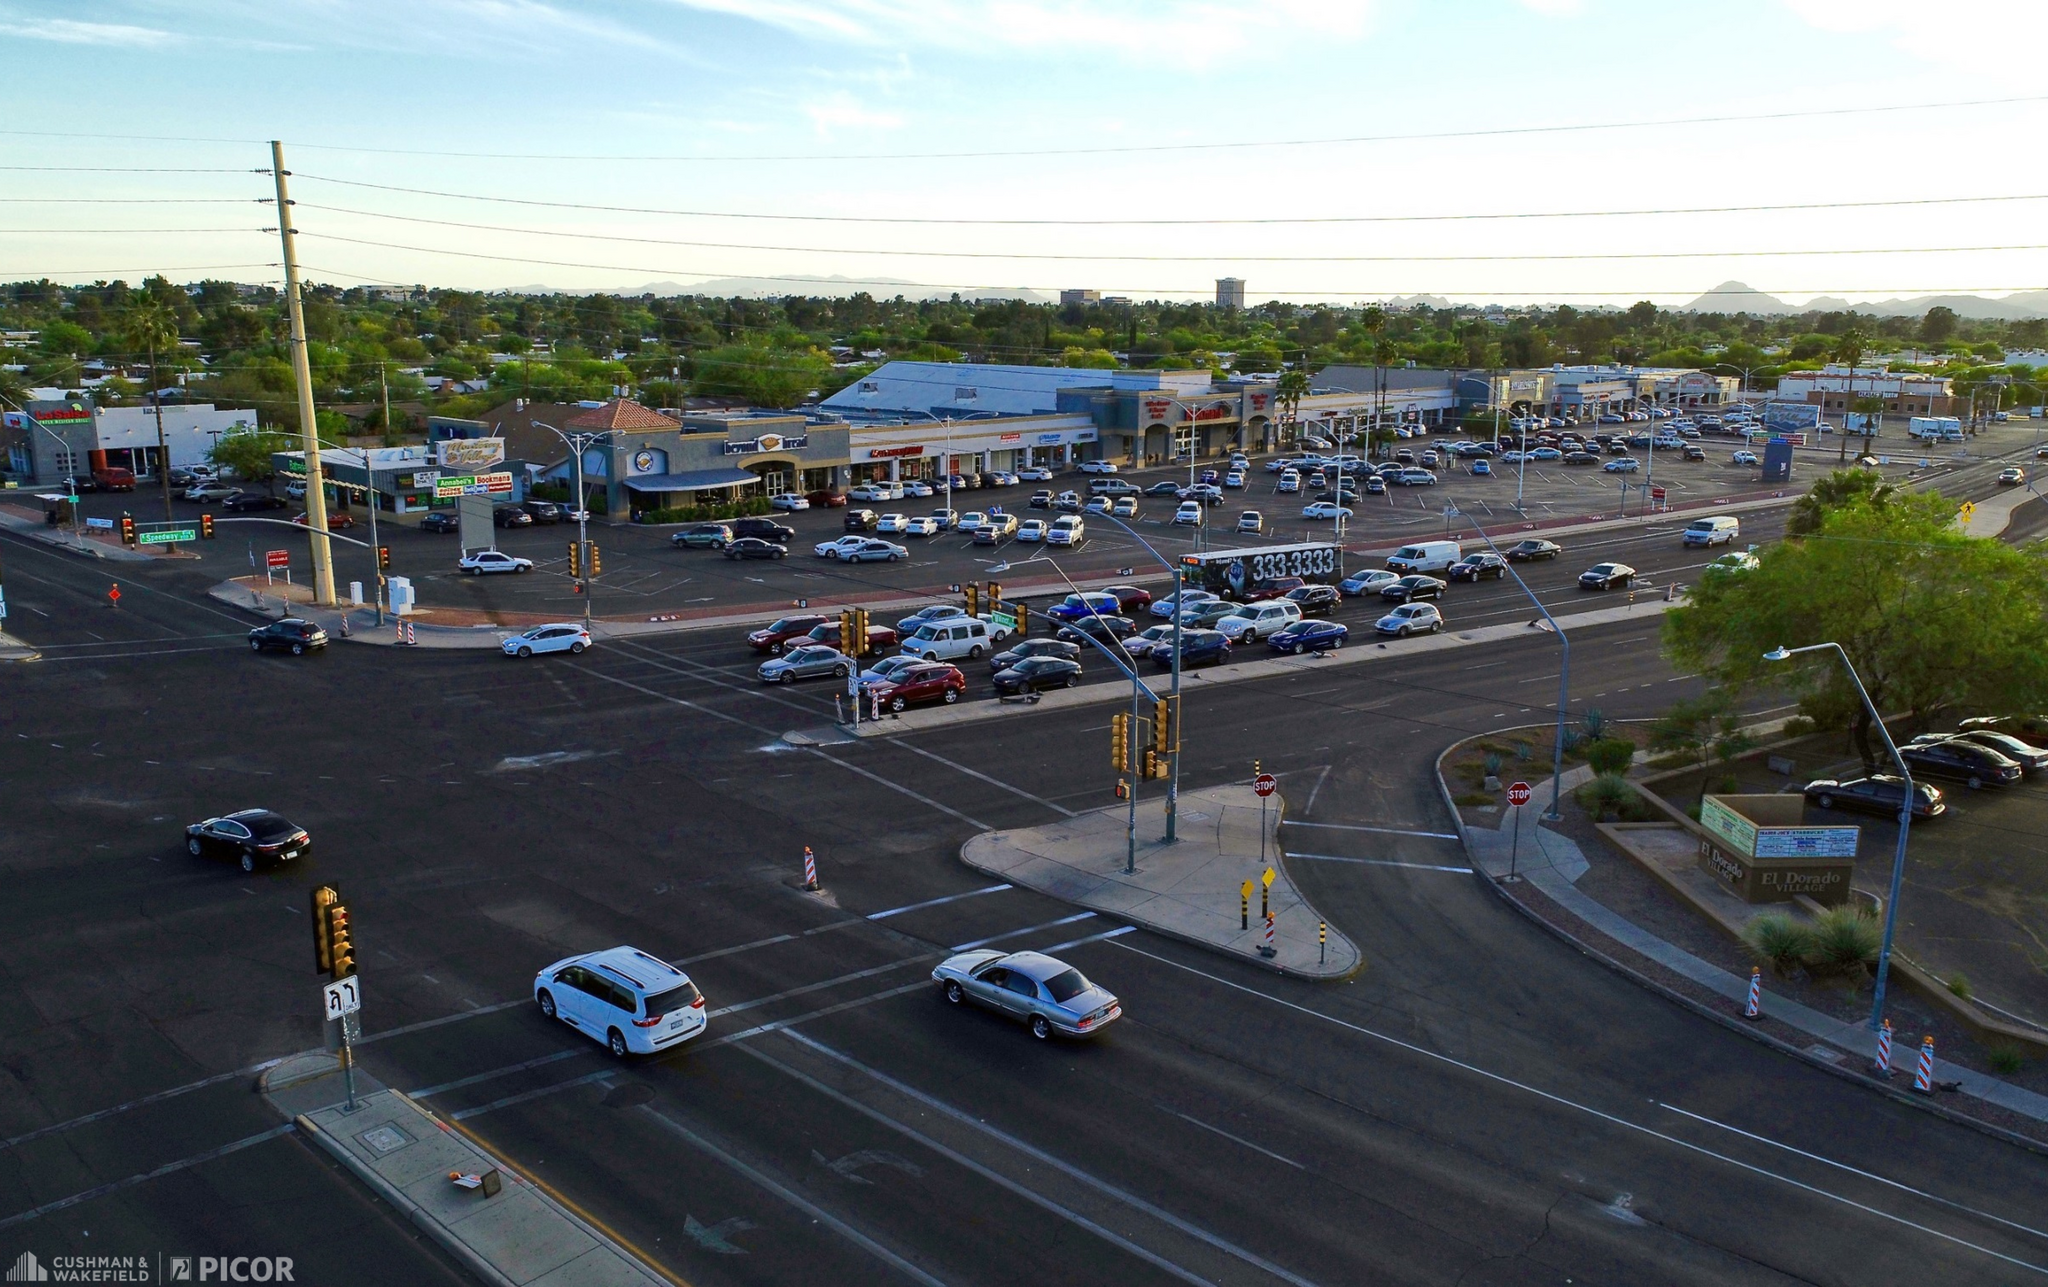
left=1506, top=781, right=1533, bottom=808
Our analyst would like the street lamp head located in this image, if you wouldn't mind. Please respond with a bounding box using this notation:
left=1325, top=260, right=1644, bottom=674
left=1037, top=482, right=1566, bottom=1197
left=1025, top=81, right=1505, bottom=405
left=1762, top=646, right=1791, bottom=662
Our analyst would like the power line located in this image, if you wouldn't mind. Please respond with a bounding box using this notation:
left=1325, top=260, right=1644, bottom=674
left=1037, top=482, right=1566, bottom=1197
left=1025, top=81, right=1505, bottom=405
left=294, top=232, right=2048, bottom=299
left=287, top=206, right=2048, bottom=263
left=0, top=228, right=267, bottom=235
left=291, top=174, right=2048, bottom=228
left=0, top=166, right=259, bottom=174
left=0, top=198, right=259, bottom=205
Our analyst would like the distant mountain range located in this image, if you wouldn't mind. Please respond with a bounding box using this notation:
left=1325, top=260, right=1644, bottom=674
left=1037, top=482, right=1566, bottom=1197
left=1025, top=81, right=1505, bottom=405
left=502, top=275, right=1051, bottom=303
left=1680, top=280, right=2048, bottom=320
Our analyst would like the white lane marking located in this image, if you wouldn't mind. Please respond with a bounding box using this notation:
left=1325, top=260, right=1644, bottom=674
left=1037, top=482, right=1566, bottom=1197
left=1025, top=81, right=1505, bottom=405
left=868, top=883, right=1013, bottom=921
left=1284, top=821, right=1461, bottom=841
left=1158, top=1106, right=1305, bottom=1170
left=712, top=957, right=936, bottom=1018
left=953, top=912, right=1094, bottom=952
left=1041, top=925, right=1137, bottom=953
left=636, top=1102, right=951, bottom=1287
left=451, top=1070, right=613, bottom=1121
left=413, top=1048, right=584, bottom=1099
left=1291, top=854, right=1474, bottom=873
left=773, top=1030, right=1326, bottom=1287
left=1108, top=942, right=2048, bottom=1279
left=1658, top=1102, right=2048, bottom=1246
left=884, top=740, right=1078, bottom=817
left=0, top=1124, right=296, bottom=1229
left=0, top=1060, right=284, bottom=1153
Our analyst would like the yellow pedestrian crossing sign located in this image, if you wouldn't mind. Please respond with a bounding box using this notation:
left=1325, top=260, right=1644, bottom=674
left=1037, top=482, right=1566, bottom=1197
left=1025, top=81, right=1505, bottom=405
left=1958, top=500, right=1976, bottom=524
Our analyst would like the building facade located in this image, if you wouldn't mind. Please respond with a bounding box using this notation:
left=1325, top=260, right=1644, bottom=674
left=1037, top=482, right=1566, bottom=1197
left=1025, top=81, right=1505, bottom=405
left=1773, top=365, right=1957, bottom=416
left=2, top=399, right=256, bottom=486
left=1215, top=278, right=1246, bottom=309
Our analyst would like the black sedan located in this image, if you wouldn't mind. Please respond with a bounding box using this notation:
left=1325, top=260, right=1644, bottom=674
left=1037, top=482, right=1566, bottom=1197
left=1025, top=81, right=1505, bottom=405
left=1577, top=562, right=1636, bottom=591
left=186, top=808, right=310, bottom=873
left=994, top=656, right=1082, bottom=695
left=1505, top=539, right=1561, bottom=561
left=222, top=491, right=286, bottom=511
left=1054, top=614, right=1136, bottom=644
left=1804, top=774, right=1945, bottom=819
left=723, top=537, right=789, bottom=560
left=249, top=619, right=327, bottom=655
left=1380, top=575, right=1446, bottom=602
left=419, top=512, right=459, bottom=533
left=1144, top=481, right=1185, bottom=496
left=991, top=638, right=1081, bottom=671
left=493, top=505, right=534, bottom=528
left=1447, top=553, right=1508, bottom=582
left=1283, top=584, right=1341, bottom=616
left=1944, top=729, right=2048, bottom=772
left=1898, top=738, right=2022, bottom=789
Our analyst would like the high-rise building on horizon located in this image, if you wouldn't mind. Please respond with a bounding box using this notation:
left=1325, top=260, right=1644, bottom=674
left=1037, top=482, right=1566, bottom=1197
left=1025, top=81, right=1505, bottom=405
left=1215, top=278, right=1245, bottom=309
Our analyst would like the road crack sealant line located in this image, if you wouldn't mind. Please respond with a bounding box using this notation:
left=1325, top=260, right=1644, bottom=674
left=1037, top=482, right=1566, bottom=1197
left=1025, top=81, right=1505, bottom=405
left=1104, top=940, right=2048, bottom=1279
left=1426, top=740, right=2048, bottom=1161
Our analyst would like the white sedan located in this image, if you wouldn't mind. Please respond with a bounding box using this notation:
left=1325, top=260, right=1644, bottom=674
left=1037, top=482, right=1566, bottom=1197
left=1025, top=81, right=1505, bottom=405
left=1016, top=518, right=1048, bottom=542
left=902, top=480, right=934, bottom=498
left=1732, top=450, right=1759, bottom=466
left=769, top=493, right=810, bottom=511
left=902, top=516, right=941, bottom=536
left=460, top=550, right=532, bottom=575
left=502, top=623, right=592, bottom=657
left=1301, top=501, right=1353, bottom=520
left=1077, top=460, right=1119, bottom=474
left=814, top=536, right=870, bottom=558
left=1017, top=467, right=1054, bottom=482
left=876, top=513, right=912, bottom=533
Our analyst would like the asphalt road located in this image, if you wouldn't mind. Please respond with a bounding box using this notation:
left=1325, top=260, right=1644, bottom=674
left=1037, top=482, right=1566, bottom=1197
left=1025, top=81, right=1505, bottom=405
left=4, top=443, right=2046, bottom=1284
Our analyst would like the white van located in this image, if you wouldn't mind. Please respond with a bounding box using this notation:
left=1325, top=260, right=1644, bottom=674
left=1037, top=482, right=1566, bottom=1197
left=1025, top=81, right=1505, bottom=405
left=1682, top=515, right=1740, bottom=547
left=1385, top=540, right=1463, bottom=574
left=901, top=617, right=993, bottom=662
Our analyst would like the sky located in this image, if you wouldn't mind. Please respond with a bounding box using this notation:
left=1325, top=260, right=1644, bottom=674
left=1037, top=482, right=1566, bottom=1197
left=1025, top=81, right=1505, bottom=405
left=5, top=0, right=2048, bottom=307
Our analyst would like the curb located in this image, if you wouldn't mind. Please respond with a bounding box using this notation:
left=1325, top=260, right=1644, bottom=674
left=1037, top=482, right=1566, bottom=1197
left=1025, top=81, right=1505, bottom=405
left=1430, top=741, right=2048, bottom=1159
left=256, top=1051, right=339, bottom=1093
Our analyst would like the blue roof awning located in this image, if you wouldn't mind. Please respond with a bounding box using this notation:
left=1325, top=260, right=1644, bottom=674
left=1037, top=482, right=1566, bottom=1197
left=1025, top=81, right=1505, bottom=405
left=624, top=468, right=757, bottom=492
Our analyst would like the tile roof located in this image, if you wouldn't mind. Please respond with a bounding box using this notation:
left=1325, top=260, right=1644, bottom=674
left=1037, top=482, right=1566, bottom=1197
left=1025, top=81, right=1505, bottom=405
left=565, top=399, right=675, bottom=431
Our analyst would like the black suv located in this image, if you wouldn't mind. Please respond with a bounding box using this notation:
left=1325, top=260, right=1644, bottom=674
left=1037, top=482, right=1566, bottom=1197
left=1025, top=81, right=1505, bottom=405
left=844, top=508, right=879, bottom=531
left=1897, top=738, right=2022, bottom=789
left=493, top=505, right=533, bottom=528
left=1283, top=584, right=1342, bottom=616
left=731, top=517, right=796, bottom=543
left=249, top=618, right=328, bottom=655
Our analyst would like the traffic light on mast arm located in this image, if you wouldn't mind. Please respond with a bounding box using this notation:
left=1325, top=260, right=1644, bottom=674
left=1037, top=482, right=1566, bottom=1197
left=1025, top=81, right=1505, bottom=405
left=1111, top=712, right=1131, bottom=773
left=326, top=901, right=357, bottom=980
left=588, top=543, right=601, bottom=576
left=376, top=545, right=390, bottom=572
left=567, top=541, right=581, bottom=577
left=199, top=513, right=214, bottom=539
left=119, top=515, right=136, bottom=547
left=1154, top=695, right=1177, bottom=755
left=310, top=884, right=341, bottom=975
left=853, top=608, right=871, bottom=656
left=840, top=609, right=857, bottom=653
left=965, top=583, right=979, bottom=617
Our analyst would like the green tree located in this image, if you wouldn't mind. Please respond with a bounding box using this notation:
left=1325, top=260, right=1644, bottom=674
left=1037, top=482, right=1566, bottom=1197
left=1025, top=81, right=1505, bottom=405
left=124, top=297, right=180, bottom=518
left=1664, top=491, right=2048, bottom=768
left=1920, top=306, right=1958, bottom=344
left=1275, top=367, right=1310, bottom=443
left=208, top=426, right=294, bottom=488
left=1785, top=467, right=1899, bottom=536
left=1648, top=690, right=1753, bottom=805
left=690, top=343, right=831, bottom=409
left=1832, top=328, right=1866, bottom=463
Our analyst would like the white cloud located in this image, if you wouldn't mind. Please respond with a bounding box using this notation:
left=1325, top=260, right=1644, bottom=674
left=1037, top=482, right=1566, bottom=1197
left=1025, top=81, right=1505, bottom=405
left=0, top=17, right=181, bottom=46
left=802, top=91, right=906, bottom=135
left=1513, top=0, right=1583, bottom=15
left=660, top=0, right=1375, bottom=55
left=1782, top=0, right=2048, bottom=64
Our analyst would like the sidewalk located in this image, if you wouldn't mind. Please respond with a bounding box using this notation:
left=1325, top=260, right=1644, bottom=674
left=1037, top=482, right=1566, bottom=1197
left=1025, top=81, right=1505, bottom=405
left=960, top=784, right=1361, bottom=979
left=0, top=504, right=156, bottom=561
left=261, top=1053, right=669, bottom=1287
left=0, top=628, right=41, bottom=662
left=1445, top=755, right=2048, bottom=1130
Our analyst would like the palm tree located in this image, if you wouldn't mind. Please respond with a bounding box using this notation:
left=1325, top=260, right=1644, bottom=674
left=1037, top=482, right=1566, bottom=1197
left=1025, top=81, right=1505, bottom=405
left=1786, top=466, right=1898, bottom=536
left=1832, top=328, right=1866, bottom=464
left=124, top=297, right=180, bottom=519
left=1275, top=368, right=1309, bottom=448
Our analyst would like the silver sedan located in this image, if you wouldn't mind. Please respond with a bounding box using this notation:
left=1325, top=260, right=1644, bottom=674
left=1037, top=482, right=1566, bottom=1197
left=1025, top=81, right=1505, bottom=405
left=757, top=644, right=853, bottom=684
left=931, top=949, right=1122, bottom=1040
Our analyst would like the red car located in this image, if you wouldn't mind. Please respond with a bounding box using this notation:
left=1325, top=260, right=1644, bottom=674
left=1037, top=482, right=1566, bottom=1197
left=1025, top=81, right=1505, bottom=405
left=1244, top=576, right=1305, bottom=602
left=874, top=662, right=966, bottom=712
left=747, top=614, right=829, bottom=654
left=806, top=621, right=901, bottom=657
left=291, top=511, right=357, bottom=529
left=1102, top=584, right=1153, bottom=613
left=806, top=489, right=848, bottom=508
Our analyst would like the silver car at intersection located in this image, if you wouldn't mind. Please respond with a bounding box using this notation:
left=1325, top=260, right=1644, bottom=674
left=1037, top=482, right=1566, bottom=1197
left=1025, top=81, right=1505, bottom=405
left=931, top=949, right=1122, bottom=1040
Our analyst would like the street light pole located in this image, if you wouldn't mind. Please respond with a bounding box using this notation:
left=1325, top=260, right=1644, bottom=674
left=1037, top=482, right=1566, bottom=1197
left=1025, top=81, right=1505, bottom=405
left=536, top=422, right=611, bottom=627
left=12, top=404, right=83, bottom=539
left=1466, top=520, right=1571, bottom=821
left=1764, top=642, right=1913, bottom=1034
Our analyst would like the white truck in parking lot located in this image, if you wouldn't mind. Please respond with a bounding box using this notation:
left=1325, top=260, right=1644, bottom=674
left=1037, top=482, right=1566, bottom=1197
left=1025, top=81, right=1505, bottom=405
left=1908, top=416, right=1964, bottom=442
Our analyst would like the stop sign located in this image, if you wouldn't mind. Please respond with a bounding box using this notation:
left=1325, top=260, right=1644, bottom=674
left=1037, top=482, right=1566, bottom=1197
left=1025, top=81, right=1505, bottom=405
left=1506, top=780, right=1533, bottom=808
left=1253, top=773, right=1277, bottom=798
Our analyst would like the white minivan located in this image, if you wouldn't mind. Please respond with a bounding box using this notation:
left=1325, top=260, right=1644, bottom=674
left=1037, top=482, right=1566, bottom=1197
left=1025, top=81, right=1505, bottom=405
left=1682, top=515, right=1740, bottom=547
left=901, top=617, right=994, bottom=662
left=1385, top=540, right=1463, bottom=574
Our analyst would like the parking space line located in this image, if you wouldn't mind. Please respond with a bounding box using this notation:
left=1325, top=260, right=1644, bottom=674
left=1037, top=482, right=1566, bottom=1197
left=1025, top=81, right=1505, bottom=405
left=868, top=883, right=1012, bottom=920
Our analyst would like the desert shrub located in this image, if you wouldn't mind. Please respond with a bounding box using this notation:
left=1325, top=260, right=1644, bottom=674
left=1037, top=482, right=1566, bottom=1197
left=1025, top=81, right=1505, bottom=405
left=1987, top=1045, right=2025, bottom=1075
left=1946, top=973, right=1972, bottom=1000
left=1483, top=751, right=1504, bottom=777
left=1781, top=716, right=1818, bottom=738
left=1584, top=738, right=1635, bottom=776
left=1574, top=773, right=1634, bottom=822
left=1742, top=912, right=1813, bottom=976
left=1580, top=708, right=1608, bottom=740
left=1803, top=905, right=1881, bottom=977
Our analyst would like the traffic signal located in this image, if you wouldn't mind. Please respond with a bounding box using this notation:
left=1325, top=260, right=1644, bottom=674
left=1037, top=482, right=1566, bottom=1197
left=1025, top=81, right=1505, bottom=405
left=1143, top=749, right=1168, bottom=781
left=1111, top=712, right=1131, bottom=773
left=588, top=543, right=601, bottom=576
left=119, top=515, right=136, bottom=547
left=200, top=513, right=215, bottom=539
left=839, top=609, right=856, bottom=653
left=310, top=884, right=341, bottom=975
left=1154, top=696, right=1177, bottom=756
left=326, top=901, right=356, bottom=980
left=376, top=545, right=390, bottom=572
left=965, top=583, right=979, bottom=617
left=567, top=541, right=581, bottom=577
left=987, top=582, right=1001, bottom=613
left=1115, top=779, right=1130, bottom=800
left=852, top=607, right=871, bottom=657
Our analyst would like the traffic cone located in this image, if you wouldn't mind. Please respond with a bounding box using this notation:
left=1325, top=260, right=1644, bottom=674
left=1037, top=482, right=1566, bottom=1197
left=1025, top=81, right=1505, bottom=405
left=339, top=613, right=350, bottom=639
left=403, top=620, right=416, bottom=646
left=1743, top=967, right=1762, bottom=1020
left=802, top=846, right=819, bottom=891
left=1912, top=1036, right=1936, bottom=1094
left=1874, top=1019, right=1893, bottom=1078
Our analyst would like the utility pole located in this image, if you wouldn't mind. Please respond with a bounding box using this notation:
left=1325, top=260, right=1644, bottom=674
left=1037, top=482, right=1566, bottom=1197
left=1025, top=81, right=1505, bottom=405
left=271, top=140, right=336, bottom=606
left=146, top=333, right=172, bottom=522
left=370, top=363, right=391, bottom=624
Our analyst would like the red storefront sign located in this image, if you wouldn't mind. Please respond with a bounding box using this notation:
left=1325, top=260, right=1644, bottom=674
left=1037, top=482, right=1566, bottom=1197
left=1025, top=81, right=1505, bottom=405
left=868, top=445, right=926, bottom=459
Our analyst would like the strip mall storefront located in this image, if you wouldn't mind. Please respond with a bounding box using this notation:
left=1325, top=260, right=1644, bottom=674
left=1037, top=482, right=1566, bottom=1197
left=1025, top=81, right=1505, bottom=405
left=846, top=417, right=1099, bottom=484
